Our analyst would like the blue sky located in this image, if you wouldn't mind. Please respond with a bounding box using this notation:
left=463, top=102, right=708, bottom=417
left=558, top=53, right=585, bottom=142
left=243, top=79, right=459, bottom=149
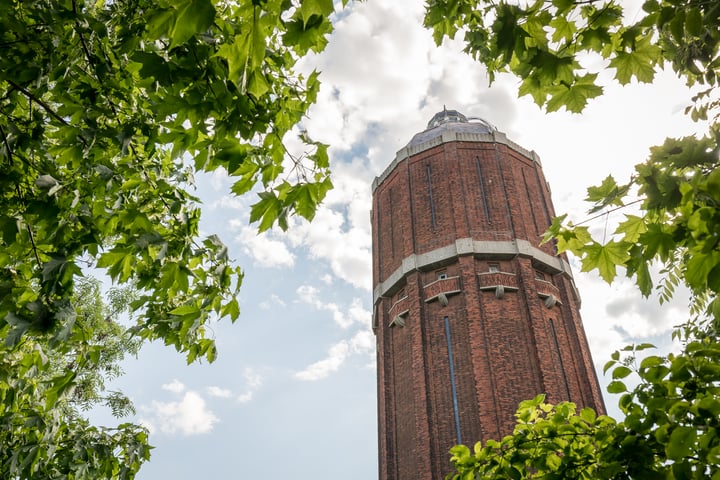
left=96, top=1, right=708, bottom=478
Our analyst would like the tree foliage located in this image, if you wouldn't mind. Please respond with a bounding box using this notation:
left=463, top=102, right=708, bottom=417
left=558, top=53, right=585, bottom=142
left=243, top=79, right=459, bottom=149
left=425, top=0, right=720, bottom=115
left=1, top=0, right=343, bottom=477
left=0, top=277, right=149, bottom=479
left=424, top=0, right=720, bottom=479
left=0, top=0, right=339, bottom=363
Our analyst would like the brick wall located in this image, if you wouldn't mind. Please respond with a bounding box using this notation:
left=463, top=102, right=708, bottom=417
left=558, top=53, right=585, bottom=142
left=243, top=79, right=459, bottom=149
left=372, top=134, right=605, bottom=480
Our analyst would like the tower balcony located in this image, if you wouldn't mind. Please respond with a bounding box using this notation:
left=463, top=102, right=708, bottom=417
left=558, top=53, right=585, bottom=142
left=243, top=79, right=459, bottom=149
left=388, top=294, right=410, bottom=320
left=477, top=271, right=519, bottom=299
left=477, top=271, right=519, bottom=291
left=535, top=278, right=562, bottom=307
left=423, top=275, right=461, bottom=303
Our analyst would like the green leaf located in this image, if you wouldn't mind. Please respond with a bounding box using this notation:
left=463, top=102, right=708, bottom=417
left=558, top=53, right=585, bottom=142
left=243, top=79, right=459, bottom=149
left=580, top=241, right=630, bottom=283
left=685, top=8, right=703, bottom=37
left=603, top=359, right=617, bottom=374
left=551, top=0, right=575, bottom=11
left=169, top=304, right=200, bottom=316
left=585, top=174, right=628, bottom=212
left=557, top=226, right=593, bottom=254
left=686, top=252, right=720, bottom=290
left=616, top=215, right=648, bottom=243
left=546, top=452, right=562, bottom=469
left=217, top=34, right=250, bottom=87
left=609, top=43, right=657, bottom=84
left=146, top=8, right=175, bottom=40
left=299, top=0, right=334, bottom=25
left=284, top=13, right=333, bottom=55
left=44, top=371, right=77, bottom=410
left=579, top=407, right=596, bottom=424
left=612, top=365, right=632, bottom=379
left=607, top=380, right=627, bottom=393
left=247, top=71, right=270, bottom=98
left=639, top=355, right=664, bottom=369
left=666, top=426, right=697, bottom=459
left=220, top=297, right=240, bottom=321
left=170, top=0, right=216, bottom=48
left=249, top=192, right=282, bottom=232
left=4, top=313, right=31, bottom=347
left=549, top=16, right=576, bottom=43
left=546, top=74, right=603, bottom=113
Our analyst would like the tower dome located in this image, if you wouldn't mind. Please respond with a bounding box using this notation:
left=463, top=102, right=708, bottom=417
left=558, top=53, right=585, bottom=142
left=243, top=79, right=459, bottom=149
left=427, top=108, right=468, bottom=127
left=407, top=108, right=498, bottom=149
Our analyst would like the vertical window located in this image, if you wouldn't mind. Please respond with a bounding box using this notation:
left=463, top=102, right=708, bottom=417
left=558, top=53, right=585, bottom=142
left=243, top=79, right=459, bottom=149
left=522, top=169, right=542, bottom=234
left=474, top=156, right=491, bottom=223
left=426, top=164, right=438, bottom=230
left=444, top=316, right=463, bottom=445
left=549, top=318, right=571, bottom=399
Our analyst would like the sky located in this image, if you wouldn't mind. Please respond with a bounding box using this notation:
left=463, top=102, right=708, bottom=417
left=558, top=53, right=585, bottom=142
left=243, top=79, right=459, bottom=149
left=97, top=1, right=708, bottom=478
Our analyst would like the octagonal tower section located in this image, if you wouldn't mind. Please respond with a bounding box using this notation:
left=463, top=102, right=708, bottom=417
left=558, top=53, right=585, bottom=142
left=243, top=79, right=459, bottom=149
left=371, top=109, right=605, bottom=480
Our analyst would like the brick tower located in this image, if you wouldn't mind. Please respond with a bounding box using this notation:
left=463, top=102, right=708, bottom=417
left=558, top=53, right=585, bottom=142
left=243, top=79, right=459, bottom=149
left=371, top=109, right=605, bottom=480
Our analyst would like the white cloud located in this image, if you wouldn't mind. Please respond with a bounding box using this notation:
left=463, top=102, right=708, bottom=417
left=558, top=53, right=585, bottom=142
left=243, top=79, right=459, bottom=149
left=349, top=328, right=375, bottom=356
left=347, top=298, right=371, bottom=327
left=243, top=367, right=263, bottom=389
left=206, top=193, right=247, bottom=211
left=297, top=285, right=370, bottom=329
left=208, top=167, right=230, bottom=192
left=259, top=293, right=287, bottom=310
left=206, top=386, right=233, bottom=398
left=288, top=205, right=372, bottom=290
left=140, top=391, right=218, bottom=436
left=235, top=225, right=295, bottom=268
left=294, top=341, right=350, bottom=381
left=237, top=367, right=263, bottom=403
left=237, top=392, right=253, bottom=404
left=294, top=327, right=376, bottom=381
left=161, top=379, right=185, bottom=394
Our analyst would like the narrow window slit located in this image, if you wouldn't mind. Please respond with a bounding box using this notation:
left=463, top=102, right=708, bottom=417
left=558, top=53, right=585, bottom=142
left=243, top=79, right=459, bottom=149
left=475, top=156, right=491, bottom=223
left=444, top=316, right=463, bottom=445
left=426, top=164, right=438, bottom=230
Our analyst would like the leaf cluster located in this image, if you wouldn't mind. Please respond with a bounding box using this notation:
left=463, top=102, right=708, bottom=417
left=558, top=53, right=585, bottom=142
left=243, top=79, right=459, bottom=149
left=0, top=0, right=341, bottom=362
left=425, top=0, right=720, bottom=116
left=544, top=132, right=720, bottom=326
left=1, top=0, right=345, bottom=476
left=0, top=277, right=150, bottom=479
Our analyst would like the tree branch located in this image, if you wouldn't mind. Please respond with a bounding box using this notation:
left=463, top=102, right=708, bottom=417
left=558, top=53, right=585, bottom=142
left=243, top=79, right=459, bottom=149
left=1, top=124, right=43, bottom=266
left=5, top=78, right=70, bottom=128
left=0, top=122, right=15, bottom=166
left=72, top=0, right=118, bottom=120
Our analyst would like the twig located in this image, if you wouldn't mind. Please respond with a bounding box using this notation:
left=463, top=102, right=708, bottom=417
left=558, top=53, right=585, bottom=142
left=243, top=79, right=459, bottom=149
left=5, top=78, right=70, bottom=128
left=574, top=199, right=643, bottom=227
left=1, top=124, right=43, bottom=265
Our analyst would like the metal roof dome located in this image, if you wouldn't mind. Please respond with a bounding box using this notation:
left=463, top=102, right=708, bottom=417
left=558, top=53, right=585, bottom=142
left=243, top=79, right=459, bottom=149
left=407, top=107, right=498, bottom=148
left=427, top=108, right=468, bottom=127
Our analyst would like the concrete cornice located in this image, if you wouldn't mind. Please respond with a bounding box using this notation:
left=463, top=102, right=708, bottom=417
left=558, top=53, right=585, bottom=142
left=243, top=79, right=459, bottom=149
left=371, top=130, right=541, bottom=193
left=373, top=238, right=572, bottom=304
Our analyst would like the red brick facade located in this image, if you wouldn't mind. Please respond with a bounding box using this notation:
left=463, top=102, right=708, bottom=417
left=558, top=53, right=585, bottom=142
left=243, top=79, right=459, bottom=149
left=371, top=112, right=605, bottom=480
